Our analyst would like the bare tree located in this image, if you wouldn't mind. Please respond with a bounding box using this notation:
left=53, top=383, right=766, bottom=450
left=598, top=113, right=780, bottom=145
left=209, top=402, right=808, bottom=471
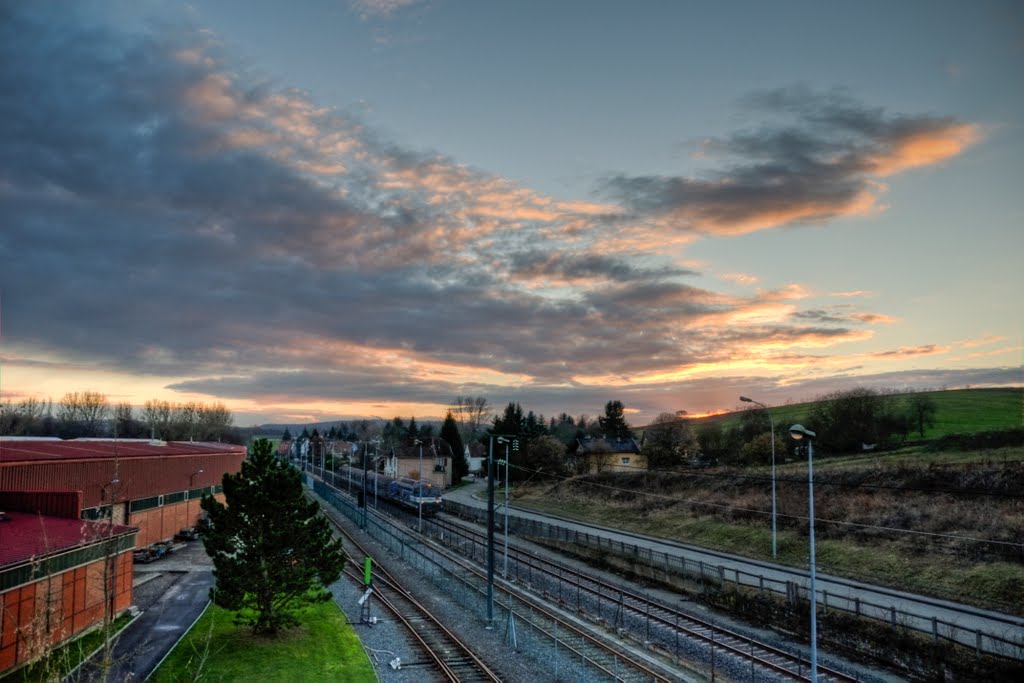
left=142, top=399, right=172, bottom=439
left=58, top=391, right=110, bottom=437
left=197, top=402, right=233, bottom=441
left=174, top=401, right=201, bottom=441
left=452, top=396, right=492, bottom=442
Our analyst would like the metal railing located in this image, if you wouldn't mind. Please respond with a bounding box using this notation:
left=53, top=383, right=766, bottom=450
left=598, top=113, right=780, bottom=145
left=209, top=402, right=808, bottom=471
left=443, top=500, right=1024, bottom=662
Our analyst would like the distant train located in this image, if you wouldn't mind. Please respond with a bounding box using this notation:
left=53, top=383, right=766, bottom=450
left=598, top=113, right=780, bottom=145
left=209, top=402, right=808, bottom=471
left=323, top=464, right=444, bottom=516
left=387, top=477, right=444, bottom=514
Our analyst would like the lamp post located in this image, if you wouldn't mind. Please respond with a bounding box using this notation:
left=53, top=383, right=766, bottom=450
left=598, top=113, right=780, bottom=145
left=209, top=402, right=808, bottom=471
left=740, top=396, right=777, bottom=559
left=789, top=423, right=817, bottom=682
left=497, top=436, right=511, bottom=578
left=413, top=438, right=424, bottom=533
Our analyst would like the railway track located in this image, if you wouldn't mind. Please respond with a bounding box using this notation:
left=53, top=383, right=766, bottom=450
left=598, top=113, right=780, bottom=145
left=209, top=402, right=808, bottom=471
left=311, top=481, right=681, bottom=681
left=312, top=471, right=865, bottom=681
left=316, top=494, right=503, bottom=682
left=423, top=512, right=860, bottom=682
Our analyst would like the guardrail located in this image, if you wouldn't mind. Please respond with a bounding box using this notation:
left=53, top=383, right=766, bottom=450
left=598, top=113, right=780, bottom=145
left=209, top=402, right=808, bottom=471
left=443, top=499, right=1024, bottom=662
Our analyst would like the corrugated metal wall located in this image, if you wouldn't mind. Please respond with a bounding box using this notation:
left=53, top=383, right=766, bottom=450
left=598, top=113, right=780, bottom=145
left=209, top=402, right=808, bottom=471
left=0, top=452, right=243, bottom=508
left=0, top=491, right=82, bottom=519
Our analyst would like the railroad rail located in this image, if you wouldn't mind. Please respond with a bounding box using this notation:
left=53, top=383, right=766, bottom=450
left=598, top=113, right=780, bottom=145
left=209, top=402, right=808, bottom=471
left=316, top=494, right=503, bottom=682
left=311, top=481, right=680, bottom=681
left=426, top=514, right=859, bottom=682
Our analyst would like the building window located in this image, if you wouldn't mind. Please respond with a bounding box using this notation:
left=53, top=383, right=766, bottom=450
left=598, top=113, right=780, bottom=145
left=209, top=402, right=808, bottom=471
left=621, top=457, right=630, bottom=465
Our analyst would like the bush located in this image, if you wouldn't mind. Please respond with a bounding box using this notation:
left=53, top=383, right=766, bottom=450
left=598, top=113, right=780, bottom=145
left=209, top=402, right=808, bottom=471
left=927, top=428, right=1024, bottom=452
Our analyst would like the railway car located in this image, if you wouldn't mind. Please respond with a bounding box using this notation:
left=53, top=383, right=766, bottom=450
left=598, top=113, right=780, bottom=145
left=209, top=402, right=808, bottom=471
left=329, top=465, right=443, bottom=516
left=387, top=477, right=444, bottom=515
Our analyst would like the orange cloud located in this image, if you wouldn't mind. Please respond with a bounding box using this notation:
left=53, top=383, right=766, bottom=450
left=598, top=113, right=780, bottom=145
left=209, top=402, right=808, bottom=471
left=870, top=344, right=951, bottom=358
left=868, top=123, right=981, bottom=176
left=851, top=312, right=897, bottom=324
left=694, top=187, right=881, bottom=236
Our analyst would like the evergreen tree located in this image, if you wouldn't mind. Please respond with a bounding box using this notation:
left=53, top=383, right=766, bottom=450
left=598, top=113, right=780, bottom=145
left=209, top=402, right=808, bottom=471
left=598, top=400, right=633, bottom=439
left=493, top=401, right=525, bottom=436
left=407, top=416, right=419, bottom=439
left=282, top=428, right=293, bottom=441
left=199, top=438, right=345, bottom=635
left=440, top=411, right=467, bottom=481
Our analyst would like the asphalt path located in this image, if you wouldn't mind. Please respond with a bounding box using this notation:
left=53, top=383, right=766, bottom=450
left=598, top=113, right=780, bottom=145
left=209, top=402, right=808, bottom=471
left=444, top=480, right=1024, bottom=657
left=71, top=544, right=214, bottom=682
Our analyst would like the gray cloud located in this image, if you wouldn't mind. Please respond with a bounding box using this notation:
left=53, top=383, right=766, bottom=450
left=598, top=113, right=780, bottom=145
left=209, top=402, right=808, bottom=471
left=606, top=85, right=977, bottom=235
left=1, top=7, right=990, bottom=426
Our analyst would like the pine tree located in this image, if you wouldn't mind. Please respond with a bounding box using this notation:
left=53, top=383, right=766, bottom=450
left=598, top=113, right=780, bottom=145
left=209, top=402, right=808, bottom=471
left=598, top=400, right=632, bottom=439
left=199, top=438, right=345, bottom=635
left=440, top=411, right=466, bottom=481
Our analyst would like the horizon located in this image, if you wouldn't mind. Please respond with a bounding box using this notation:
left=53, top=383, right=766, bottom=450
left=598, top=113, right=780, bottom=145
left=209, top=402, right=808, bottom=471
left=1, top=2, right=1021, bottom=427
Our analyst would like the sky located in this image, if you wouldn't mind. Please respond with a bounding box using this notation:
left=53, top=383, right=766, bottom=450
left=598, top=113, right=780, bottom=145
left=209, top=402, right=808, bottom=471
left=1, top=0, right=1021, bottom=427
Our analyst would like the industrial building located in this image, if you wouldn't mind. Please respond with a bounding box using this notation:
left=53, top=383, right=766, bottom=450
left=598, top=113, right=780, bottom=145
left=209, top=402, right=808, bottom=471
left=0, top=437, right=245, bottom=675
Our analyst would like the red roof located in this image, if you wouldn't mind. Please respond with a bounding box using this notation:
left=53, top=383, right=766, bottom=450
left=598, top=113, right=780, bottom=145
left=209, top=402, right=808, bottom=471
left=0, top=438, right=245, bottom=463
left=0, top=511, right=135, bottom=567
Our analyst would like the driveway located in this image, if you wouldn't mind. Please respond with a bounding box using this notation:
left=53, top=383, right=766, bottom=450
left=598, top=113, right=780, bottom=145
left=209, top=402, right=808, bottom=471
left=72, top=541, right=213, bottom=682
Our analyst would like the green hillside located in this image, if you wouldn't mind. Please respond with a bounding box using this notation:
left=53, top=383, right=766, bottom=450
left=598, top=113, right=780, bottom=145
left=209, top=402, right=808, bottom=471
left=685, top=387, right=1022, bottom=438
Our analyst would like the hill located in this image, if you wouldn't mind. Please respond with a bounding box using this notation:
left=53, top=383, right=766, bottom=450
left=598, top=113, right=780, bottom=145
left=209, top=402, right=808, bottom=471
left=675, top=387, right=1021, bottom=439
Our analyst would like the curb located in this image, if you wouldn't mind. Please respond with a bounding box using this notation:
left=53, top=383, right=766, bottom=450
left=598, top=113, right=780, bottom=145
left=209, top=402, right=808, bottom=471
left=63, top=608, right=144, bottom=682
left=147, top=599, right=213, bottom=679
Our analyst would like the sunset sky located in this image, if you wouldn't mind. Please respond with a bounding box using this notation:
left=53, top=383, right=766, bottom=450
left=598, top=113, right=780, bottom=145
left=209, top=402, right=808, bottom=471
left=1, top=1, right=1021, bottom=427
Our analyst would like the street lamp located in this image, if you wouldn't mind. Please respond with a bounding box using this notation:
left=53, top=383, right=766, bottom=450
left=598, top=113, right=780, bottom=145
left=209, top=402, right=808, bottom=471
left=740, top=396, right=778, bottom=559
left=413, top=438, right=424, bottom=533
left=789, top=423, right=818, bottom=682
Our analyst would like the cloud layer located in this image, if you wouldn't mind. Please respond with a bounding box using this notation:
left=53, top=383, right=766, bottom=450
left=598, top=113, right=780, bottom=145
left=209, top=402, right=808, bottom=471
left=607, top=86, right=979, bottom=235
left=0, top=6, right=999, bottom=423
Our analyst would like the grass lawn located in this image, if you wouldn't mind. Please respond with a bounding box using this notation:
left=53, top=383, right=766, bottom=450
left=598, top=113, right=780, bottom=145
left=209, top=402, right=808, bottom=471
left=150, top=599, right=375, bottom=682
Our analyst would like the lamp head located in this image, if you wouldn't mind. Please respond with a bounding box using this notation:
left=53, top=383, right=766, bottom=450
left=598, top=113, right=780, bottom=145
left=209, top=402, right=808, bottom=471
left=789, top=424, right=816, bottom=440
left=413, top=439, right=422, bottom=445
left=497, top=436, right=508, bottom=443
left=739, top=396, right=753, bottom=403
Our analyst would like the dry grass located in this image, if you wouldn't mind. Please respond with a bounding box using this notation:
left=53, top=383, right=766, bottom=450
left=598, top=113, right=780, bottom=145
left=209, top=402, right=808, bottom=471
left=516, top=446, right=1024, bottom=612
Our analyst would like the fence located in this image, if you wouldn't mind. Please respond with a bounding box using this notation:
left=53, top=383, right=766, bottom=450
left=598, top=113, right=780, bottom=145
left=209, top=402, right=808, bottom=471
left=313, top=480, right=670, bottom=681
left=443, top=500, right=1024, bottom=662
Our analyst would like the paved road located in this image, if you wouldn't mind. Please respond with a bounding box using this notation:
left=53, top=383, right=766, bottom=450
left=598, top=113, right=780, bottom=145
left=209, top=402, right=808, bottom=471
left=444, top=480, right=1024, bottom=658
left=72, top=543, right=213, bottom=682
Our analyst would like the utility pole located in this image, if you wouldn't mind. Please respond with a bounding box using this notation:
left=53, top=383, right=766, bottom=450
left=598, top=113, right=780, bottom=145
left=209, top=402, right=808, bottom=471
left=360, top=441, right=369, bottom=529
left=486, top=434, right=495, bottom=627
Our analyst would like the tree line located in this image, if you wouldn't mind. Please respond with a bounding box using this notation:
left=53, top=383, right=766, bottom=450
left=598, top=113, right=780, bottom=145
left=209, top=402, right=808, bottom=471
left=0, top=391, right=238, bottom=443
left=696, top=388, right=939, bottom=466
left=436, top=389, right=941, bottom=479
